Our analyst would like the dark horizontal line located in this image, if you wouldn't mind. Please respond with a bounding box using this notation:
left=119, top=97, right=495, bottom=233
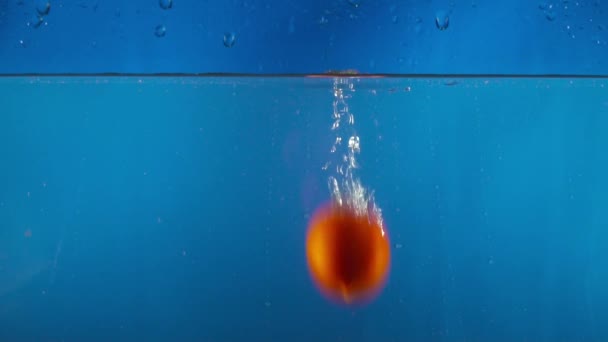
left=0, top=73, right=607, bottom=78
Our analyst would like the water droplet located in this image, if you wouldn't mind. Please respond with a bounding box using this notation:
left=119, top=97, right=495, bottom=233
left=223, top=32, right=236, bottom=47
left=435, top=10, right=449, bottom=30
left=36, top=0, right=50, bottom=16
left=28, top=14, right=43, bottom=28
left=154, top=24, right=166, bottom=37
left=347, top=0, right=360, bottom=8
left=159, top=0, right=172, bottom=10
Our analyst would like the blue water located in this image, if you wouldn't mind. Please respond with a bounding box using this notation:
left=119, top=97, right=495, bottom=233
left=1, top=76, right=608, bottom=341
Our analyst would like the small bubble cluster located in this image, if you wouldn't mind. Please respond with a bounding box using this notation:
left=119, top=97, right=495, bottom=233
left=156, top=0, right=172, bottom=37
left=28, top=0, right=50, bottom=29
left=540, top=3, right=557, bottom=21
left=538, top=1, right=605, bottom=44
left=28, top=13, right=43, bottom=28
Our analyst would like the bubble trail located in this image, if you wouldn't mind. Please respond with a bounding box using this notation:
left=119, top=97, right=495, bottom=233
left=305, top=77, right=391, bottom=306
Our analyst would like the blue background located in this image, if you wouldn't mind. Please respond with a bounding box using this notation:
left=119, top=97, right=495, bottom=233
left=1, top=77, right=607, bottom=341
left=0, top=0, right=607, bottom=74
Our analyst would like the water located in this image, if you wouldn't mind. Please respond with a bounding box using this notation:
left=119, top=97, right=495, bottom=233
left=0, top=75, right=608, bottom=341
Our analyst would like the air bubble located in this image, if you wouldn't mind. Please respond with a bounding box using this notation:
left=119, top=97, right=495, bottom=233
left=36, top=0, right=50, bottom=16
left=435, top=11, right=449, bottom=30
left=159, top=0, right=172, bottom=10
left=545, top=11, right=556, bottom=21
left=348, top=136, right=360, bottom=153
left=154, top=24, right=166, bottom=37
left=223, top=32, right=236, bottom=47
